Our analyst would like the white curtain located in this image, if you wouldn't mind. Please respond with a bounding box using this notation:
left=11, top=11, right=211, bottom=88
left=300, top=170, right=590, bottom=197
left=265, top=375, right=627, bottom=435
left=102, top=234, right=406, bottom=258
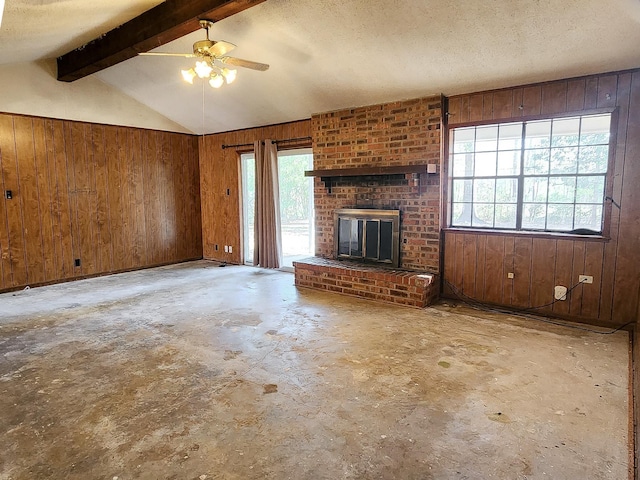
left=253, top=140, right=282, bottom=268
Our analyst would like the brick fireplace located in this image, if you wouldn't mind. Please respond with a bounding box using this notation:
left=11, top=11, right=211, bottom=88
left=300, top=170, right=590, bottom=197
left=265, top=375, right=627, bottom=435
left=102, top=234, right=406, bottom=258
left=293, top=96, right=442, bottom=307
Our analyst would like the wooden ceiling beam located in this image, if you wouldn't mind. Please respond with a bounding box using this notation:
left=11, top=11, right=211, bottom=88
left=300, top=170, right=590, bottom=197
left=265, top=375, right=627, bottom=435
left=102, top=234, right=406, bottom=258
left=57, top=0, right=266, bottom=82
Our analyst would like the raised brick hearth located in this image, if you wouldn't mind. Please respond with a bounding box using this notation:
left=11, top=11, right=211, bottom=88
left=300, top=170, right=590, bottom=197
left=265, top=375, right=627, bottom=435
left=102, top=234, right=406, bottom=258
left=293, top=257, right=438, bottom=308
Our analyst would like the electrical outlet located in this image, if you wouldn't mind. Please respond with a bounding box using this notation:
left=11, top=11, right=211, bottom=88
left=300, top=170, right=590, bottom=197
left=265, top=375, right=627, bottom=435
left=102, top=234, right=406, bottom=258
left=507, top=272, right=514, bottom=279
left=579, top=275, right=593, bottom=284
left=554, top=285, right=567, bottom=301
left=224, top=245, right=229, bottom=253
left=228, top=246, right=232, bottom=254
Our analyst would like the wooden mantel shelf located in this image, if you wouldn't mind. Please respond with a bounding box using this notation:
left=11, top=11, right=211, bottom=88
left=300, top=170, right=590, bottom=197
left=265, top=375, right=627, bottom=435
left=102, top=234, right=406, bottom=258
left=304, top=164, right=428, bottom=177
left=305, top=164, right=432, bottom=193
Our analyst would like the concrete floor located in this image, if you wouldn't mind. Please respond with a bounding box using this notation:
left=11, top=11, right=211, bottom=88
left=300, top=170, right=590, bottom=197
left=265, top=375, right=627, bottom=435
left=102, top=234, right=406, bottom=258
left=0, top=261, right=629, bottom=479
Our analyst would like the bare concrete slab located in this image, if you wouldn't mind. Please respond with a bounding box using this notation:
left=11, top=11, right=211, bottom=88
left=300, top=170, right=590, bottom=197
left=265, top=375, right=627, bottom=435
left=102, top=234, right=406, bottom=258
left=0, top=261, right=629, bottom=479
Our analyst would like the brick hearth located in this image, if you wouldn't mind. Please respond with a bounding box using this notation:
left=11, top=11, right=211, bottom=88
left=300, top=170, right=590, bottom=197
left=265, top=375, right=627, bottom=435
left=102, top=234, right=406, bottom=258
left=293, top=257, right=438, bottom=308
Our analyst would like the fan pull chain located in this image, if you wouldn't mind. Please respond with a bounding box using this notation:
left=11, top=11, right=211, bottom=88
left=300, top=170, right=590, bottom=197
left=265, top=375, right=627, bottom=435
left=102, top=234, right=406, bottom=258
left=202, top=79, right=205, bottom=135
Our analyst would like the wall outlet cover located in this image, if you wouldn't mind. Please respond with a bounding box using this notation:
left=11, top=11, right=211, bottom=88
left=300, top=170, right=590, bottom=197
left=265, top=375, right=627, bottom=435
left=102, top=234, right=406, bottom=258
left=554, top=285, right=568, bottom=301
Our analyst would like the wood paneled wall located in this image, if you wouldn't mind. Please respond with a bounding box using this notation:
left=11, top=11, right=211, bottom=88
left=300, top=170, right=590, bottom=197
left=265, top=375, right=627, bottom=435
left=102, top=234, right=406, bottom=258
left=199, top=120, right=311, bottom=264
left=0, top=113, right=202, bottom=291
left=444, top=70, right=640, bottom=326
left=635, top=319, right=640, bottom=478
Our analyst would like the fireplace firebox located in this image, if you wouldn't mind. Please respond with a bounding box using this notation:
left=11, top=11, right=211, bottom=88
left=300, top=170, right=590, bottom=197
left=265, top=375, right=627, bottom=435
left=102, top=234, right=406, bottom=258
left=334, top=209, right=400, bottom=268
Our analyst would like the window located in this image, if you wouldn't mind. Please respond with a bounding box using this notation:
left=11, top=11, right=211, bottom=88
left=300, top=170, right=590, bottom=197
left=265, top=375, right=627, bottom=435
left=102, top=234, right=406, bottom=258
left=449, top=112, right=612, bottom=233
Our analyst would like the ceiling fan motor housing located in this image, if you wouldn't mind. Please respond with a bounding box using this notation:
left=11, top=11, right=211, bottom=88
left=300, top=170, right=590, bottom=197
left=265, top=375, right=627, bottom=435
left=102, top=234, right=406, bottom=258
left=193, top=39, right=216, bottom=56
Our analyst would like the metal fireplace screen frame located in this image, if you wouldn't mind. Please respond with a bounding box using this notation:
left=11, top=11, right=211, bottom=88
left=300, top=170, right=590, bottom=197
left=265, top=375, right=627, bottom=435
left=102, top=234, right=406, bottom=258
left=334, top=209, right=400, bottom=268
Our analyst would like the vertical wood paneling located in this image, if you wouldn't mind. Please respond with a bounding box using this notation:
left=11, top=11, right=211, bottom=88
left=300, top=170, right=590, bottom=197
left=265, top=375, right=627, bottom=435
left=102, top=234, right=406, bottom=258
left=445, top=69, right=640, bottom=327
left=503, top=237, right=515, bottom=305
left=14, top=116, right=45, bottom=285
left=512, top=237, right=532, bottom=307
left=447, top=97, right=461, bottom=125
left=92, top=125, right=112, bottom=273
left=86, top=124, right=99, bottom=275
left=529, top=238, right=556, bottom=313
left=582, top=242, right=604, bottom=319
left=443, top=231, right=456, bottom=297
left=0, top=116, right=16, bottom=286
left=612, top=71, right=640, bottom=321
left=453, top=233, right=464, bottom=291
left=484, top=235, right=504, bottom=304
left=0, top=112, right=202, bottom=292
left=174, top=135, right=188, bottom=261
left=566, top=79, right=586, bottom=111
left=584, top=77, right=599, bottom=109
left=522, top=86, right=542, bottom=116
left=116, top=127, right=132, bottom=269
left=474, top=234, right=487, bottom=302
left=552, top=240, right=574, bottom=317
left=459, top=96, right=470, bottom=124
left=7, top=119, right=27, bottom=287
left=164, top=132, right=178, bottom=262
left=596, top=75, right=618, bottom=108
left=462, top=234, right=476, bottom=296
left=541, top=82, right=567, bottom=115
left=70, top=122, right=91, bottom=275
left=511, top=88, right=524, bottom=118
left=189, top=136, right=202, bottom=259
left=600, top=73, right=632, bottom=322
left=482, top=93, right=493, bottom=119
left=132, top=129, right=146, bottom=267
left=569, top=242, right=586, bottom=315
left=468, top=95, right=484, bottom=122
left=105, top=126, right=124, bottom=272
left=492, top=90, right=513, bottom=120
left=32, top=118, right=56, bottom=282
left=51, top=120, right=74, bottom=279
left=143, top=131, right=160, bottom=266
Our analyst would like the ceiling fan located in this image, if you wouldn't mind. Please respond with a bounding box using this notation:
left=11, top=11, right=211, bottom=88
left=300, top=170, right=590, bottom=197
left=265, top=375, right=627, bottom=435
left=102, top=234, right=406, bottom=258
left=139, top=19, right=269, bottom=88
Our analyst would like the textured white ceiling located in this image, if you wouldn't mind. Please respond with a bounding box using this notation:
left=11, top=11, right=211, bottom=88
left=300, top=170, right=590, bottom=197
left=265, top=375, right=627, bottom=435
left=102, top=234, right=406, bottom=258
left=1, top=0, right=640, bottom=134
left=0, top=0, right=164, bottom=65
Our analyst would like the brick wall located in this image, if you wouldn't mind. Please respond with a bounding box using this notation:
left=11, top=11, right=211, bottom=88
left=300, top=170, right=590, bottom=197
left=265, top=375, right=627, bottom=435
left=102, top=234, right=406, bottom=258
left=311, top=96, right=442, bottom=272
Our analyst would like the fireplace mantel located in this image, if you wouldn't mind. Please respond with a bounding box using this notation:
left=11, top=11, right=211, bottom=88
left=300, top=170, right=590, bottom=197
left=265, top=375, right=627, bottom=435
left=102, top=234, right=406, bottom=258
left=305, top=164, right=429, bottom=178
left=305, top=164, right=434, bottom=193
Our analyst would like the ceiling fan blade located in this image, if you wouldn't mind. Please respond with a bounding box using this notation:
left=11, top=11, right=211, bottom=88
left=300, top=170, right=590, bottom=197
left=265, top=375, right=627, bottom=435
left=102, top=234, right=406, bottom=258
left=209, top=41, right=236, bottom=57
left=219, top=56, right=269, bottom=71
left=138, top=52, right=196, bottom=58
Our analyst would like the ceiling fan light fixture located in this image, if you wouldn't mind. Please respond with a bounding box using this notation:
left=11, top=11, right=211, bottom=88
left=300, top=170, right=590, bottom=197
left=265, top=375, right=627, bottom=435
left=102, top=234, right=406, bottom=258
left=221, top=67, right=237, bottom=84
left=181, top=68, right=196, bottom=84
left=209, top=74, right=224, bottom=89
left=195, top=60, right=213, bottom=78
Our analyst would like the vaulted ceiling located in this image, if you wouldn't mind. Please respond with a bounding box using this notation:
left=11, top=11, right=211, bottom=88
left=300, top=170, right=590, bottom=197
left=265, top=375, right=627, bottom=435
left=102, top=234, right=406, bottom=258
left=1, top=0, right=639, bottom=134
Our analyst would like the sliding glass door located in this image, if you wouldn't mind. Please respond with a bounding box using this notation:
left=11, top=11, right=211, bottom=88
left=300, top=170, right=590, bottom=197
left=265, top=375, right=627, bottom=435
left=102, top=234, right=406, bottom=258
left=241, top=153, right=256, bottom=263
left=241, top=148, right=314, bottom=269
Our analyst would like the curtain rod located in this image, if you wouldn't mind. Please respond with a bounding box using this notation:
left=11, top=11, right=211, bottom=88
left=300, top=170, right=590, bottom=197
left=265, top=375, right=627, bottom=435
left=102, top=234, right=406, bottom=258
left=221, top=136, right=312, bottom=150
